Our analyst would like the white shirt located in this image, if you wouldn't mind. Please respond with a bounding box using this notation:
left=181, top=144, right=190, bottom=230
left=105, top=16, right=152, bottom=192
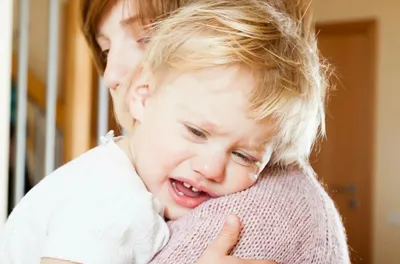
left=0, top=133, right=169, bottom=264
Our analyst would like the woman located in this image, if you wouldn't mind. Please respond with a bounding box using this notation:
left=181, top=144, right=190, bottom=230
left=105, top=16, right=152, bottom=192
left=80, top=1, right=276, bottom=263
left=80, top=0, right=350, bottom=263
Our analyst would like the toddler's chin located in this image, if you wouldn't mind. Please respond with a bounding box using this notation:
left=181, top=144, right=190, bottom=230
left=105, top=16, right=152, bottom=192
left=164, top=204, right=192, bottom=221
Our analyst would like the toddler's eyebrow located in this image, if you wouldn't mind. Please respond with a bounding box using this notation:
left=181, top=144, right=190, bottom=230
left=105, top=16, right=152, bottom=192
left=177, top=105, right=217, bottom=130
left=246, top=140, right=271, bottom=153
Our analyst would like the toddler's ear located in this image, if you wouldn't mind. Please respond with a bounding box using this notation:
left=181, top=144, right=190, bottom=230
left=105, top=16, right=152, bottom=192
left=127, top=66, right=153, bottom=123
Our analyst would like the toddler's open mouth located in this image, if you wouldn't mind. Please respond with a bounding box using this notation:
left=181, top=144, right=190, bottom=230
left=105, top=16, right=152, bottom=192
left=168, top=178, right=214, bottom=208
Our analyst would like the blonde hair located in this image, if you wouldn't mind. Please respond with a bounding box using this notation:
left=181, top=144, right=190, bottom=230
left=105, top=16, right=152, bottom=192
left=115, top=0, right=331, bottom=167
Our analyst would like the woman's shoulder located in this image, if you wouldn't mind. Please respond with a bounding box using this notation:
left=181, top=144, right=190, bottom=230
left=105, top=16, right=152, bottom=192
left=243, top=165, right=350, bottom=263
left=257, top=165, right=337, bottom=215
left=190, top=165, right=338, bottom=221
left=241, top=165, right=345, bottom=238
left=165, top=165, right=350, bottom=263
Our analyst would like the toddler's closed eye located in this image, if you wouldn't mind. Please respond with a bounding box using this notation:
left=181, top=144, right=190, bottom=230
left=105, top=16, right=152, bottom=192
left=185, top=125, right=207, bottom=139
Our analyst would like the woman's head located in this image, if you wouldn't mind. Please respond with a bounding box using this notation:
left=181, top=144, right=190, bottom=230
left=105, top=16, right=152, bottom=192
left=111, top=0, right=329, bottom=219
left=80, top=0, right=184, bottom=90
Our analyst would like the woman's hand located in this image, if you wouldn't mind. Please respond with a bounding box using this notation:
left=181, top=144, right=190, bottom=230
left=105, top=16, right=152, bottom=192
left=196, top=215, right=277, bottom=264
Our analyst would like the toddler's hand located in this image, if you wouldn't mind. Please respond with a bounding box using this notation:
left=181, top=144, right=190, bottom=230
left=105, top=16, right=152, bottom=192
left=196, top=214, right=277, bottom=264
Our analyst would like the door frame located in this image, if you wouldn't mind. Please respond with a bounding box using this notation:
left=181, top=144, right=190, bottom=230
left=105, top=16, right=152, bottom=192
left=0, top=0, right=13, bottom=227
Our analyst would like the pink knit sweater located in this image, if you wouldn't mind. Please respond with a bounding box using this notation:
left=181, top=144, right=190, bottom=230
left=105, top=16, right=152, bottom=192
left=149, top=166, right=350, bottom=264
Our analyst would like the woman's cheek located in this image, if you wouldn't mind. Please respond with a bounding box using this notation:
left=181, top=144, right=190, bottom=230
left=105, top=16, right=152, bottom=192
left=123, top=36, right=145, bottom=66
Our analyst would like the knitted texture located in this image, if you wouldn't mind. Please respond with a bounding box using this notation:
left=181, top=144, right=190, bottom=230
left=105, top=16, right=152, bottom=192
left=149, top=166, right=350, bottom=264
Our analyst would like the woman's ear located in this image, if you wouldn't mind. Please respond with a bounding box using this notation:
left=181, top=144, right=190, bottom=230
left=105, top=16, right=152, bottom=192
left=126, top=66, right=153, bottom=123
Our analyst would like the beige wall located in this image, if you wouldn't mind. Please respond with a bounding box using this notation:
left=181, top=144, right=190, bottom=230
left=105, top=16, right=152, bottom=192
left=314, top=0, right=400, bottom=263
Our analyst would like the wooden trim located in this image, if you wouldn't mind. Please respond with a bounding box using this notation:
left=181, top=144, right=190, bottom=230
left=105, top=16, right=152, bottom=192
left=365, top=20, right=377, bottom=263
left=11, top=54, right=64, bottom=129
left=62, top=0, right=94, bottom=163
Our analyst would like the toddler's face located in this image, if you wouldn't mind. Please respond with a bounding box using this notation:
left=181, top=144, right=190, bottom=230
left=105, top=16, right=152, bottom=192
left=129, top=66, right=275, bottom=220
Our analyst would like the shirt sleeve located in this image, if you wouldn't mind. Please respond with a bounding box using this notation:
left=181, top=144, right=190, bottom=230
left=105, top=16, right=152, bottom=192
left=42, top=190, right=169, bottom=264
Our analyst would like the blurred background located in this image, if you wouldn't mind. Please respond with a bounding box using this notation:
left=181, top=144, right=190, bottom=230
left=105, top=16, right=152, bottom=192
left=0, top=0, right=399, bottom=263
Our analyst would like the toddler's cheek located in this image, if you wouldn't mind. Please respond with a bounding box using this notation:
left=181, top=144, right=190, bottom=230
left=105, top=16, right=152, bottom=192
left=225, top=176, right=255, bottom=195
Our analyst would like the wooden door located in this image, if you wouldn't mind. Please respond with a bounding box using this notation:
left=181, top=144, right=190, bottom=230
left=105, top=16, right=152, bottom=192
left=62, top=0, right=94, bottom=163
left=312, top=20, right=376, bottom=264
